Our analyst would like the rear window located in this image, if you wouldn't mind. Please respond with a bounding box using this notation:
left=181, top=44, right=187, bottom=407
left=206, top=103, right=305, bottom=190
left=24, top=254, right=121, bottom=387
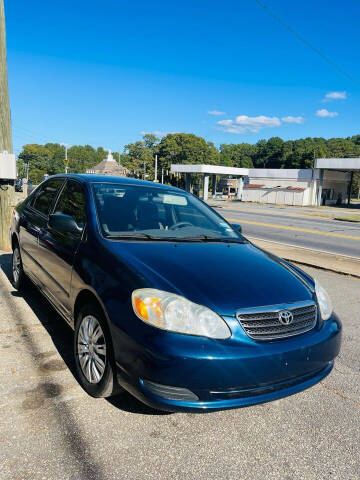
left=31, top=179, right=64, bottom=216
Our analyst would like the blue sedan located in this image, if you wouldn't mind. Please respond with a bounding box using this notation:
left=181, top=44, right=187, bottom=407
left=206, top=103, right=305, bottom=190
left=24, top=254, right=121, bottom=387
left=10, top=174, right=341, bottom=412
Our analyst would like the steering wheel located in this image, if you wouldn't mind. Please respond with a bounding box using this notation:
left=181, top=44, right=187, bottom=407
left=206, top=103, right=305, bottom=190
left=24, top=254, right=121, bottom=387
left=170, top=221, right=193, bottom=230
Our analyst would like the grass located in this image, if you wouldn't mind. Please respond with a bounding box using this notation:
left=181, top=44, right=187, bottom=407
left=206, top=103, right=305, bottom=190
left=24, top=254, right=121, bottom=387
left=334, top=215, right=360, bottom=223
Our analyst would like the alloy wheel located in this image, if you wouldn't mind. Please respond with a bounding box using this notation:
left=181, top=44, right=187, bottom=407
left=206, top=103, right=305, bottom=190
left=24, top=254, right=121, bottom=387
left=77, top=315, right=107, bottom=384
left=12, top=248, right=21, bottom=284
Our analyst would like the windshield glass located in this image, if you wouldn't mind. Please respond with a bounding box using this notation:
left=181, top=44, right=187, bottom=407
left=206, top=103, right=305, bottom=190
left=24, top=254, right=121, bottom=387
left=92, top=183, right=243, bottom=241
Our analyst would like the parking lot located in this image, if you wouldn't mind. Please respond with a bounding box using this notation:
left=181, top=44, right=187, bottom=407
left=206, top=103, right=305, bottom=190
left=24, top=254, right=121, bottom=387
left=0, top=252, right=359, bottom=480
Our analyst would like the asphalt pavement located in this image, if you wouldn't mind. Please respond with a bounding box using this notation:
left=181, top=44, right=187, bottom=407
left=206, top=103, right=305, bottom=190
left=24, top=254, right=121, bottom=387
left=0, top=251, right=359, bottom=480
left=213, top=203, right=360, bottom=258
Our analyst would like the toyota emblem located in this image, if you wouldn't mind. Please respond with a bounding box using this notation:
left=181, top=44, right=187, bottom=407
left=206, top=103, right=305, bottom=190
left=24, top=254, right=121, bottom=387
left=278, top=310, right=293, bottom=325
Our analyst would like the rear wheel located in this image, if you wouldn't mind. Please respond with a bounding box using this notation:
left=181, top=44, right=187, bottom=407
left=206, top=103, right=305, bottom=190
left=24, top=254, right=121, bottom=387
left=12, top=244, right=25, bottom=290
left=74, top=303, right=119, bottom=398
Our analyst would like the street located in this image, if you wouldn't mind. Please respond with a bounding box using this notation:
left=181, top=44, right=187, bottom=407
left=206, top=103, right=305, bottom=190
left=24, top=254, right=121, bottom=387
left=213, top=203, right=360, bottom=258
left=0, top=252, right=359, bottom=480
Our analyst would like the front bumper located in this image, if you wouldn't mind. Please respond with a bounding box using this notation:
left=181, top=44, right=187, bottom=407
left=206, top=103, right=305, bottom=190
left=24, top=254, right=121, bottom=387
left=113, top=313, right=342, bottom=412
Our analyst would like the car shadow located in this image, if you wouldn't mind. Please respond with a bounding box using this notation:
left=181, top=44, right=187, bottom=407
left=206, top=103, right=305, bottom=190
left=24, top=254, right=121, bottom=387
left=0, top=252, right=169, bottom=416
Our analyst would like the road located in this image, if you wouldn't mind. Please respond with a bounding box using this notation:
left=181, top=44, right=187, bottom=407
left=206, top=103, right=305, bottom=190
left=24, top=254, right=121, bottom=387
left=214, top=204, right=360, bottom=258
left=0, top=252, right=359, bottom=480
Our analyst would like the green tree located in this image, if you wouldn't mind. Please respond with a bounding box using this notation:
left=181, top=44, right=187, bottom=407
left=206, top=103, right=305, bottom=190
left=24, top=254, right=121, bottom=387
left=157, top=133, right=219, bottom=170
left=142, top=133, right=159, bottom=152
left=18, top=144, right=55, bottom=182
left=123, top=139, right=154, bottom=178
left=16, top=132, right=360, bottom=185
left=220, top=143, right=254, bottom=167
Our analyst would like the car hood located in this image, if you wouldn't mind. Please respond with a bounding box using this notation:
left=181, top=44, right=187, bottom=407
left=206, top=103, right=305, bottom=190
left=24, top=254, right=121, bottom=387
left=106, top=240, right=313, bottom=316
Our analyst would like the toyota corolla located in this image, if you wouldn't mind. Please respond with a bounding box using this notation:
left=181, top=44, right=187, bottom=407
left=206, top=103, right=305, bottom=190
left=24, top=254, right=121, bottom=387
left=10, top=174, right=341, bottom=412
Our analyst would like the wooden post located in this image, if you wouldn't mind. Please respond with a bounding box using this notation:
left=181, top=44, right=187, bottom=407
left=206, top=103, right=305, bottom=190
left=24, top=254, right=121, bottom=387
left=0, top=0, right=15, bottom=251
left=0, top=0, right=12, bottom=152
left=0, top=186, right=14, bottom=251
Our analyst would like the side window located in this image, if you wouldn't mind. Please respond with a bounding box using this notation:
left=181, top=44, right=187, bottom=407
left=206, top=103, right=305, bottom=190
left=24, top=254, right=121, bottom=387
left=54, top=180, right=87, bottom=229
left=31, top=179, right=64, bottom=216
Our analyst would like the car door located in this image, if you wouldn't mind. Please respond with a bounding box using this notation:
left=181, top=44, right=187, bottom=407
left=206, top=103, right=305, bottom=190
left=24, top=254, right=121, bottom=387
left=19, top=178, right=65, bottom=285
left=37, top=179, right=87, bottom=318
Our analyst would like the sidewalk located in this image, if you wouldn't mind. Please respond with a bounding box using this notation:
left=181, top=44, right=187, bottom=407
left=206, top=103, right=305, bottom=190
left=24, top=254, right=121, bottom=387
left=249, top=237, right=360, bottom=278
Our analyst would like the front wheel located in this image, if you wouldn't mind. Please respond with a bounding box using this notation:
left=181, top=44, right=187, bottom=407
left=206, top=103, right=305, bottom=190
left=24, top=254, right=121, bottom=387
left=74, top=304, right=119, bottom=398
left=12, top=244, right=26, bottom=290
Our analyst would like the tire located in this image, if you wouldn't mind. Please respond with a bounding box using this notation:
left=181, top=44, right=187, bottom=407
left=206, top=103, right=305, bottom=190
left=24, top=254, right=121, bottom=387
left=12, top=244, right=26, bottom=290
left=74, top=303, right=119, bottom=398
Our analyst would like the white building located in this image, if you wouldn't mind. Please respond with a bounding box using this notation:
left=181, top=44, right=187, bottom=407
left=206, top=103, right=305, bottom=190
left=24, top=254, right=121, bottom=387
left=170, top=158, right=359, bottom=207
left=243, top=168, right=351, bottom=206
left=86, top=150, right=130, bottom=177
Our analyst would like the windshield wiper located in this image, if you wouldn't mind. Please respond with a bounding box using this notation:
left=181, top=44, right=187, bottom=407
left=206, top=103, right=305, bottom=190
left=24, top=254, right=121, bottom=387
left=106, top=233, right=161, bottom=240
left=105, top=233, right=247, bottom=243
left=176, top=235, right=246, bottom=243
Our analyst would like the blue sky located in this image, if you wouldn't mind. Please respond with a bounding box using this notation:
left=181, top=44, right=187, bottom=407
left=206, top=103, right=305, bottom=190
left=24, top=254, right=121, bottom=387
left=5, top=0, right=360, bottom=154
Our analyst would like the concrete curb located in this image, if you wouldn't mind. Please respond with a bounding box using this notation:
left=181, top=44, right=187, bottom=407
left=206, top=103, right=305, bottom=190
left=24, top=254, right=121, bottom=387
left=334, top=217, right=360, bottom=223
left=208, top=201, right=360, bottom=222
left=248, top=237, right=360, bottom=279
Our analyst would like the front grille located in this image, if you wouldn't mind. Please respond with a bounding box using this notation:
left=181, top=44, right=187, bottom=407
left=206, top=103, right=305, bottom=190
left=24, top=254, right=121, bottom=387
left=236, top=301, right=317, bottom=341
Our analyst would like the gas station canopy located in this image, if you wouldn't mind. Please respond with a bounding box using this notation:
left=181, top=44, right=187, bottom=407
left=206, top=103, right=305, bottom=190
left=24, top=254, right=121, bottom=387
left=314, top=158, right=360, bottom=171
left=314, top=158, right=360, bottom=206
left=170, top=164, right=249, bottom=176
left=170, top=164, right=249, bottom=200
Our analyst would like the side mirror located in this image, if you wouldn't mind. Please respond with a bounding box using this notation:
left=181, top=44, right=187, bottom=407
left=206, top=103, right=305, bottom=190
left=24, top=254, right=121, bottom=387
left=48, top=214, right=82, bottom=235
left=231, top=223, right=242, bottom=234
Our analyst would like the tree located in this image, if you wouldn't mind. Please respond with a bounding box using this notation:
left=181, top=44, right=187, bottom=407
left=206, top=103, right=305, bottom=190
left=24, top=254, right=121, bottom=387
left=220, top=143, right=254, bottom=167
left=253, top=139, right=268, bottom=167
left=16, top=132, right=360, bottom=185
left=142, top=133, right=159, bottom=152
left=18, top=144, right=55, bottom=182
left=157, top=133, right=219, bottom=170
left=123, top=139, right=154, bottom=178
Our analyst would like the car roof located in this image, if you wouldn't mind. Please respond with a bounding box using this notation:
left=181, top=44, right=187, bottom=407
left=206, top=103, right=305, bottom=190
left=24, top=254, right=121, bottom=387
left=50, top=173, right=183, bottom=192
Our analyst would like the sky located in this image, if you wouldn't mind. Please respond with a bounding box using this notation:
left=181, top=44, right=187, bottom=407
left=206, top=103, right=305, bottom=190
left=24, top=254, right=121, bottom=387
left=4, top=0, right=360, bottom=155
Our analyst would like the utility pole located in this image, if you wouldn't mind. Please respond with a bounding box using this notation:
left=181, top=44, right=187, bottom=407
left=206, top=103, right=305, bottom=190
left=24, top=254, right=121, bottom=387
left=161, top=168, right=164, bottom=184
left=61, top=142, right=70, bottom=173
left=0, top=0, right=12, bottom=153
left=65, top=145, right=68, bottom=173
left=0, top=0, right=15, bottom=251
left=154, top=154, right=158, bottom=182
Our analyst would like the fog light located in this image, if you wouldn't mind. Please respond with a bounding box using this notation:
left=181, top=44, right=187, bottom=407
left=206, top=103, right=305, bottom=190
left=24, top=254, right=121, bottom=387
left=142, top=379, right=199, bottom=401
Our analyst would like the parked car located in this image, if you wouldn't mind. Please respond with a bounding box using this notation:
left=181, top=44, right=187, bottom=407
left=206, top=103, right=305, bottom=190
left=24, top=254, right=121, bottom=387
left=10, top=174, right=341, bottom=412
left=14, top=179, right=23, bottom=192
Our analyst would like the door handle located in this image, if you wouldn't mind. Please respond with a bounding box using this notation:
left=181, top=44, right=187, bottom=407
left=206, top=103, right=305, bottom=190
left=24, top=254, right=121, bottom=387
left=34, top=226, right=46, bottom=244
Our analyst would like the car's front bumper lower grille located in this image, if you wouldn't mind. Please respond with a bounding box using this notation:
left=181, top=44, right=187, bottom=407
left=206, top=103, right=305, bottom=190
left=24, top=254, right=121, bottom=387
left=236, top=301, right=317, bottom=341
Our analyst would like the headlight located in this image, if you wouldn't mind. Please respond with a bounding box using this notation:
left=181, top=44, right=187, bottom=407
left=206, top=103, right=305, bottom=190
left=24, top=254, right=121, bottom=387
left=132, top=288, right=231, bottom=339
left=315, top=281, right=333, bottom=320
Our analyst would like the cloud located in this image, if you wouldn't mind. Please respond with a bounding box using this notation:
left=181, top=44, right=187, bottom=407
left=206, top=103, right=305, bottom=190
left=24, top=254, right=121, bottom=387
left=282, top=116, right=305, bottom=124
left=140, top=131, right=177, bottom=137
left=316, top=109, right=339, bottom=118
left=323, top=91, right=347, bottom=102
left=207, top=110, right=226, bottom=116
left=217, top=115, right=281, bottom=133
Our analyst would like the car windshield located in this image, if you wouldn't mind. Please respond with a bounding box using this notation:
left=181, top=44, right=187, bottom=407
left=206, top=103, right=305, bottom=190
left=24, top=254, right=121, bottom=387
left=92, top=183, right=243, bottom=242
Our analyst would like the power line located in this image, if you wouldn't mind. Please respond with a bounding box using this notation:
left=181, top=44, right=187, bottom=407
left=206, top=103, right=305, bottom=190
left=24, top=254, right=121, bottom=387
left=254, top=0, right=360, bottom=87
left=13, top=124, right=63, bottom=143
left=11, top=124, right=72, bottom=154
